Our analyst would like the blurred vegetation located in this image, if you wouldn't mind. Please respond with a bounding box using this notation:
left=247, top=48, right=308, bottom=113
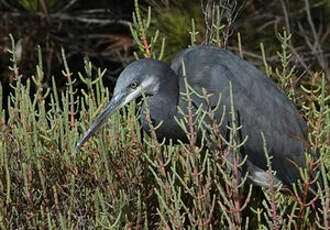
left=0, top=0, right=329, bottom=228
left=18, top=0, right=56, bottom=12
left=1, top=0, right=329, bottom=87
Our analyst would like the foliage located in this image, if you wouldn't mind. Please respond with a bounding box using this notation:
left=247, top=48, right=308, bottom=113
left=149, top=2, right=205, bottom=60
left=18, top=0, right=56, bottom=12
left=0, top=0, right=329, bottom=94
left=129, top=0, right=165, bottom=60
left=1, top=21, right=329, bottom=230
left=0, top=0, right=329, bottom=229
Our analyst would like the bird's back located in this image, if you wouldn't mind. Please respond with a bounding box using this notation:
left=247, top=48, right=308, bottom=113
left=171, top=45, right=307, bottom=185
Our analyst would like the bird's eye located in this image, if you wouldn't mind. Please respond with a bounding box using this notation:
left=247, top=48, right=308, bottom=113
left=130, top=80, right=139, bottom=89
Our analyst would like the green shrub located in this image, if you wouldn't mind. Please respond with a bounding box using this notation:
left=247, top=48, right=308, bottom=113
left=0, top=1, right=329, bottom=228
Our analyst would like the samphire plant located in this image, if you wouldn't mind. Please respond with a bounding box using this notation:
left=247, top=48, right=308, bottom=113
left=0, top=0, right=329, bottom=229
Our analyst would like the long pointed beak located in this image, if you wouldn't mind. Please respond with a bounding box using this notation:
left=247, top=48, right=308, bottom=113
left=73, top=91, right=128, bottom=155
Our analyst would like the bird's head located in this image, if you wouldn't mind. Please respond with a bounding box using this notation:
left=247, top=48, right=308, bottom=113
left=74, top=58, right=170, bottom=154
left=113, top=58, right=163, bottom=101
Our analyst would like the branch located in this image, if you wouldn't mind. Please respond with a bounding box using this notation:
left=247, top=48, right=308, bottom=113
left=57, top=0, right=79, bottom=13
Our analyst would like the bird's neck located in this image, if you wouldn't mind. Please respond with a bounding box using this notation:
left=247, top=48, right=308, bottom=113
left=141, top=69, right=180, bottom=131
left=157, top=70, right=180, bottom=112
left=140, top=70, right=187, bottom=143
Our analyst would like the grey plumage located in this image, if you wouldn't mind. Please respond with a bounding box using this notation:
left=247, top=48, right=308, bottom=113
left=74, top=45, right=308, bottom=189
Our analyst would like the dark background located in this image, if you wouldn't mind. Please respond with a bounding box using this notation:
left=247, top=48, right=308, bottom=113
left=0, top=0, right=329, bottom=102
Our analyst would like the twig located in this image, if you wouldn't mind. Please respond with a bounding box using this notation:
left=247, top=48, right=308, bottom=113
left=58, top=0, right=79, bottom=13
left=49, top=13, right=132, bottom=26
left=39, top=0, right=48, bottom=15
left=61, top=48, right=76, bottom=129
left=0, top=11, right=132, bottom=27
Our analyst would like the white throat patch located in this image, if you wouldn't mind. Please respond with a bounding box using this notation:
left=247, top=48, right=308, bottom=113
left=122, top=76, right=159, bottom=106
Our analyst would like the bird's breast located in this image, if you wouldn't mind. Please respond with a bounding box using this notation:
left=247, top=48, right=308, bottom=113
left=140, top=100, right=188, bottom=144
